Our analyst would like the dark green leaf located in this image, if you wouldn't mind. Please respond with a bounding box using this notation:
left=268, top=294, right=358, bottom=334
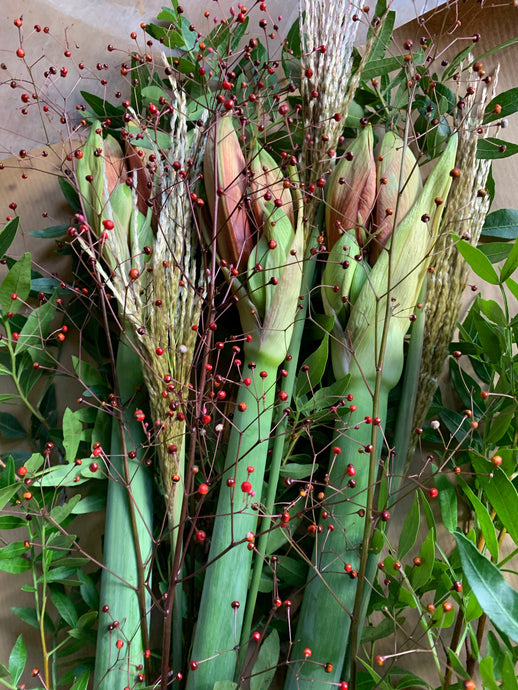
left=63, top=407, right=83, bottom=463
left=279, top=463, right=317, bottom=479
left=50, top=589, right=78, bottom=628
left=277, top=556, right=306, bottom=587
left=484, top=87, right=518, bottom=124
left=0, top=516, right=26, bottom=529
left=477, top=138, right=518, bottom=160
left=29, top=224, right=69, bottom=239
left=296, top=333, right=329, bottom=398
left=212, top=683, right=238, bottom=690
left=0, top=217, right=20, bottom=258
left=250, top=629, right=279, bottom=690
left=479, top=242, right=514, bottom=263
left=8, top=635, right=26, bottom=686
left=442, top=44, right=474, bottom=81
left=366, top=3, right=395, bottom=63
left=58, top=176, right=81, bottom=212
left=361, top=56, right=405, bottom=82
left=455, top=240, right=500, bottom=284
left=0, top=413, right=26, bottom=440
left=77, top=571, right=99, bottom=610
left=398, top=492, right=420, bottom=559
left=455, top=531, right=518, bottom=641
left=79, top=91, right=124, bottom=119
left=12, top=606, right=54, bottom=632
left=482, top=208, right=518, bottom=241
left=0, top=663, right=8, bottom=680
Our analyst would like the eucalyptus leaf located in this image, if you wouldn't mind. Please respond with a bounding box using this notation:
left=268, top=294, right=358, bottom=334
left=477, top=138, right=518, bottom=160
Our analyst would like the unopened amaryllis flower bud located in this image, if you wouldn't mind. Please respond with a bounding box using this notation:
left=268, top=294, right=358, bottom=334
left=249, top=144, right=294, bottom=230
left=325, top=125, right=376, bottom=251
left=203, top=115, right=254, bottom=269
left=370, top=131, right=422, bottom=264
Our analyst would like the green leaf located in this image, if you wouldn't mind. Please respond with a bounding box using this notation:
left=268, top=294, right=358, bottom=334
left=506, top=276, right=518, bottom=301
left=0, top=217, right=20, bottom=258
left=471, top=460, right=518, bottom=545
left=58, top=176, right=81, bottom=212
left=29, top=224, right=69, bottom=239
left=0, top=663, right=9, bottom=680
left=70, top=670, right=90, bottom=690
left=212, top=683, right=238, bottom=690
left=477, top=138, right=518, bottom=160
left=12, top=606, right=54, bottom=632
left=501, top=652, right=518, bottom=690
left=479, top=241, right=514, bottom=263
left=398, top=492, right=420, bottom=559
left=51, top=493, right=82, bottom=524
left=480, top=656, right=501, bottom=690
left=296, top=332, right=329, bottom=398
left=0, top=484, right=20, bottom=511
left=50, top=589, right=78, bottom=628
left=366, top=3, right=395, bottom=63
left=484, top=87, right=518, bottom=124
left=478, top=298, right=507, bottom=327
left=458, top=477, right=499, bottom=562
left=77, top=571, right=99, bottom=610
left=361, top=56, right=405, bottom=81
left=455, top=239, right=500, bottom=284
left=0, top=252, right=31, bottom=315
left=250, top=629, right=279, bottom=690
left=0, top=557, right=31, bottom=574
left=63, top=407, right=83, bottom=462
left=482, top=208, right=518, bottom=241
left=447, top=649, right=470, bottom=680
left=279, top=463, right=317, bottom=479
left=410, top=529, right=435, bottom=590
left=15, top=296, right=57, bottom=357
left=0, top=413, right=26, bottom=439
left=501, top=238, right=518, bottom=282
left=435, top=472, right=457, bottom=534
left=8, top=635, right=26, bottom=686
left=454, top=531, right=518, bottom=641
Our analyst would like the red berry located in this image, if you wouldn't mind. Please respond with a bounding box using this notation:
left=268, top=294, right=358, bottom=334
left=116, top=639, right=124, bottom=649
left=17, top=466, right=28, bottom=477
left=241, top=480, right=252, bottom=493
left=17, top=48, right=25, bottom=58
left=303, top=648, right=312, bottom=658
left=195, top=530, right=206, bottom=542
left=347, top=464, right=356, bottom=476
left=190, top=661, right=198, bottom=671
left=332, top=446, right=341, bottom=455
left=90, top=462, right=99, bottom=472
left=198, top=483, right=209, bottom=495
left=102, top=219, right=114, bottom=230
left=429, top=487, right=438, bottom=498
left=252, top=631, right=261, bottom=641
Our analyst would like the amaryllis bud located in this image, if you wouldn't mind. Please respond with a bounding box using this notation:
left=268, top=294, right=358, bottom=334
left=204, top=115, right=253, bottom=269
left=249, top=144, right=294, bottom=230
left=325, top=125, right=376, bottom=251
left=370, top=131, right=422, bottom=264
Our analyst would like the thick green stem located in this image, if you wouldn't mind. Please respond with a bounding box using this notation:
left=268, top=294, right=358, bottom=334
left=186, top=351, right=278, bottom=690
left=285, top=382, right=388, bottom=689
left=239, top=254, right=320, bottom=662
left=93, top=342, right=153, bottom=690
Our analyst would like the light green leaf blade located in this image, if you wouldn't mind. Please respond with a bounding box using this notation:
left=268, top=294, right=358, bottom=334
left=251, top=629, right=279, bottom=690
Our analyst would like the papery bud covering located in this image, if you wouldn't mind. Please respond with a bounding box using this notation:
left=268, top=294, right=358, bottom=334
left=325, top=125, right=376, bottom=251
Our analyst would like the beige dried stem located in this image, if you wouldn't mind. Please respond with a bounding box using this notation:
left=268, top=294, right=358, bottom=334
left=299, top=0, right=387, bottom=235
left=411, top=65, right=499, bottom=436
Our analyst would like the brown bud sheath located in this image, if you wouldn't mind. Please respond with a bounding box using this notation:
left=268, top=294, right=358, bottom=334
left=325, top=125, right=376, bottom=251
left=204, top=115, right=253, bottom=269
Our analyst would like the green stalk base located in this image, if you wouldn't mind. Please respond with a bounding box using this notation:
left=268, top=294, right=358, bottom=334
left=285, top=383, right=388, bottom=689
left=186, top=353, right=278, bottom=690
left=93, top=343, right=153, bottom=690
